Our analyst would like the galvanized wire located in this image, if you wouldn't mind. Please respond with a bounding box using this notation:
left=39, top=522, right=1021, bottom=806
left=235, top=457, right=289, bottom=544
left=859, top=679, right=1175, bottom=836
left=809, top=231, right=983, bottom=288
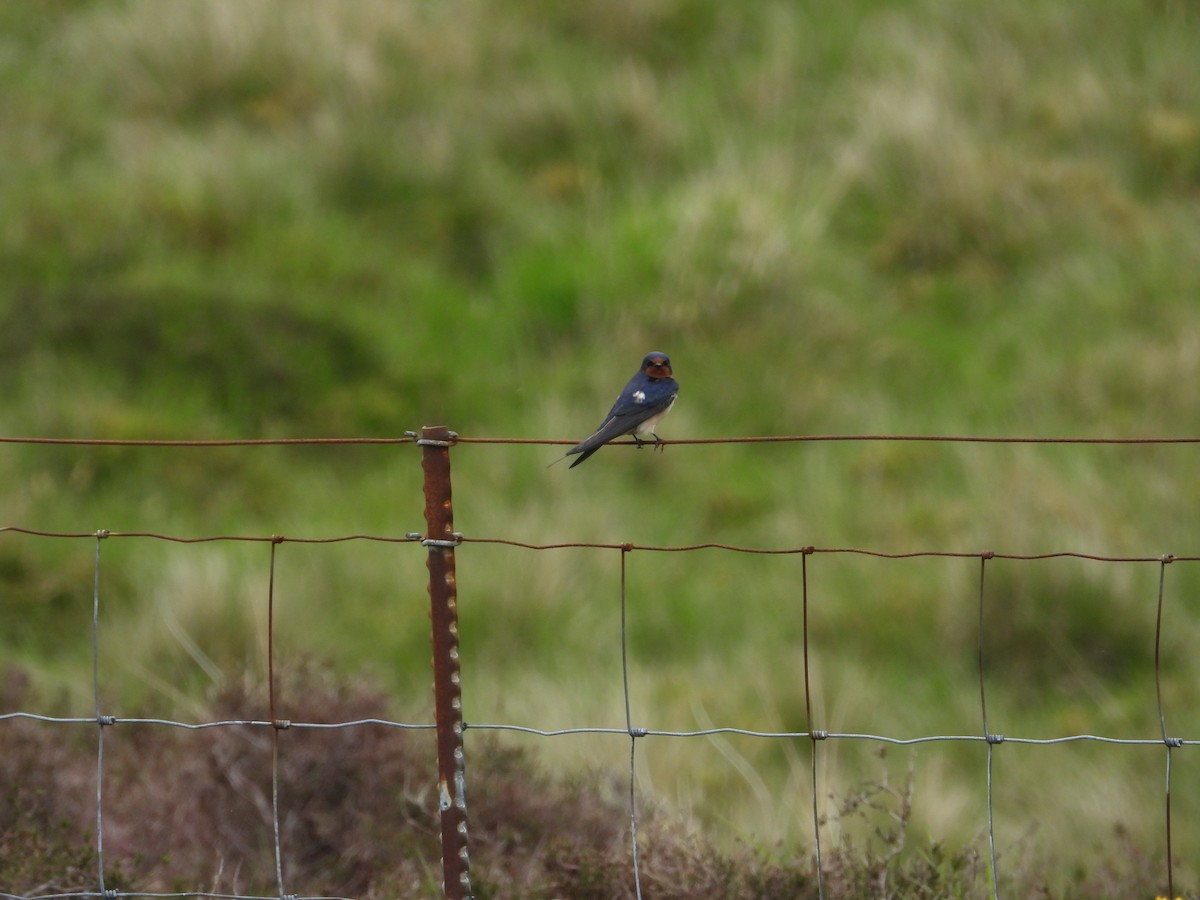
left=801, top=549, right=825, bottom=900
left=1154, top=555, right=1179, bottom=900
left=91, top=531, right=108, bottom=897
left=619, top=547, right=645, bottom=900
left=267, top=539, right=287, bottom=900
left=976, top=555, right=1000, bottom=900
left=0, top=893, right=352, bottom=900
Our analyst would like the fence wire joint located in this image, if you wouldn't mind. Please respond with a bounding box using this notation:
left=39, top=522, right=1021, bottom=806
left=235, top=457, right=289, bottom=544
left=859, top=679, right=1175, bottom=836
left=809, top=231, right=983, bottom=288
left=417, top=431, right=460, bottom=447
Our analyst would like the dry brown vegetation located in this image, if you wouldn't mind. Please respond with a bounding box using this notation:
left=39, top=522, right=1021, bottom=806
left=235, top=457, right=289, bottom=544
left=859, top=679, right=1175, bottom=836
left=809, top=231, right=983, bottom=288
left=1, top=663, right=1168, bottom=898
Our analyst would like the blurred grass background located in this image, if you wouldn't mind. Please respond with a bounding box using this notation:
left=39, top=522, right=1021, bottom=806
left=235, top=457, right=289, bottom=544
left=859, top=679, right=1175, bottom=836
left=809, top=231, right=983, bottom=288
left=3, top=0, right=1200, bottom=891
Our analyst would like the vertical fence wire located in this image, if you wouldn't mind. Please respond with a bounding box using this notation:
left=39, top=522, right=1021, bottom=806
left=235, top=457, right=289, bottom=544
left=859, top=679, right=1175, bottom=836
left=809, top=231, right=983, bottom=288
left=977, top=553, right=1001, bottom=900
left=801, top=547, right=825, bottom=900
left=619, top=545, right=645, bottom=900
left=91, top=529, right=109, bottom=896
left=267, top=537, right=288, bottom=900
left=1154, top=554, right=1177, bottom=900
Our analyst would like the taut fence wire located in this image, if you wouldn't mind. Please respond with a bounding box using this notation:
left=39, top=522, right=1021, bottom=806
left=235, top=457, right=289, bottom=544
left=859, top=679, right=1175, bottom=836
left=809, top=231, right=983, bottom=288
left=1, top=429, right=1197, bottom=899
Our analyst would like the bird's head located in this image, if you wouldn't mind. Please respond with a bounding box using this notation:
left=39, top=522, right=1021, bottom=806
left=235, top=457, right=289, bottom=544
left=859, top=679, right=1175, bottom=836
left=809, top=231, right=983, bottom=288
left=641, top=352, right=672, bottom=380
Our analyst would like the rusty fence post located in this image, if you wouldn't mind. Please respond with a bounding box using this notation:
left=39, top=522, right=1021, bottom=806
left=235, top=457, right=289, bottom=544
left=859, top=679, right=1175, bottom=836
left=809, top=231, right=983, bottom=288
left=419, top=425, right=472, bottom=900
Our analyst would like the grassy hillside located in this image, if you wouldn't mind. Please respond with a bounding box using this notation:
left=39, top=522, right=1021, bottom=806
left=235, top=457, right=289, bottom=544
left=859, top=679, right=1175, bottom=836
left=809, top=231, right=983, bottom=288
left=3, top=0, right=1200, bottom=894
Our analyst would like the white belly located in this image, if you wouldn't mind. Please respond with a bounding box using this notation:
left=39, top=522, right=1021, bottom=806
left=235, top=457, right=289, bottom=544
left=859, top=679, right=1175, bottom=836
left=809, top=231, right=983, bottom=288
left=634, top=396, right=675, bottom=435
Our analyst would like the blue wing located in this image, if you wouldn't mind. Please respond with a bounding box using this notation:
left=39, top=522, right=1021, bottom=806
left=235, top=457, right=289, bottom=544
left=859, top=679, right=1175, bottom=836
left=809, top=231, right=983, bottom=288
left=566, top=377, right=677, bottom=468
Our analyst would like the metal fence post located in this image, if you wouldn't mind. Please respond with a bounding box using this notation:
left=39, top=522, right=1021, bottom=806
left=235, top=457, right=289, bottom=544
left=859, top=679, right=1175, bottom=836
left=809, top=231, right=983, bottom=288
left=419, top=425, right=472, bottom=900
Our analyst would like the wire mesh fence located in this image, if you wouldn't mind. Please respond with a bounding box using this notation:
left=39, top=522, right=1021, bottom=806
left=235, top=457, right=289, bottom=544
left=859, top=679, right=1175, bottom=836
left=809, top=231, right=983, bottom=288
left=2, top=430, right=1197, bottom=899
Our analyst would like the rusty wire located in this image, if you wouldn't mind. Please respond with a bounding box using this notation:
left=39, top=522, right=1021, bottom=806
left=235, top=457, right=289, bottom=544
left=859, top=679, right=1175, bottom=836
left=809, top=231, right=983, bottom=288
left=3, top=432, right=1200, bottom=448
left=454, top=433, right=1200, bottom=445
left=0, top=436, right=417, bottom=446
left=7, top=527, right=1195, bottom=563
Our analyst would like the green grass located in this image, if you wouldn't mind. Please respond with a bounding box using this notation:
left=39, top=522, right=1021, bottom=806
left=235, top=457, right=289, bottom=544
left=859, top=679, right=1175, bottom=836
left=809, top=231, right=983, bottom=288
left=3, top=0, right=1200, bottom=894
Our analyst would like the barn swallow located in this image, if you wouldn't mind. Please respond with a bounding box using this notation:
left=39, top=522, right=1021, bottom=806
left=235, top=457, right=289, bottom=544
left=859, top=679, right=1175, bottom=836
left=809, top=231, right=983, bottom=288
left=564, top=352, right=678, bottom=468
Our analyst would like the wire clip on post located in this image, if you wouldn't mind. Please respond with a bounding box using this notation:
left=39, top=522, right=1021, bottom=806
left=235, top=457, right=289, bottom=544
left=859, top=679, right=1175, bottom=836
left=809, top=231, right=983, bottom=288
left=420, top=425, right=473, bottom=900
left=417, top=429, right=460, bottom=448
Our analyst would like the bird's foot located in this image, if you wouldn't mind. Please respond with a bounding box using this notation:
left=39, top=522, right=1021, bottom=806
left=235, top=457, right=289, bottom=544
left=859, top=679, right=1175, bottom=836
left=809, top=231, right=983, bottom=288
left=633, top=433, right=664, bottom=452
